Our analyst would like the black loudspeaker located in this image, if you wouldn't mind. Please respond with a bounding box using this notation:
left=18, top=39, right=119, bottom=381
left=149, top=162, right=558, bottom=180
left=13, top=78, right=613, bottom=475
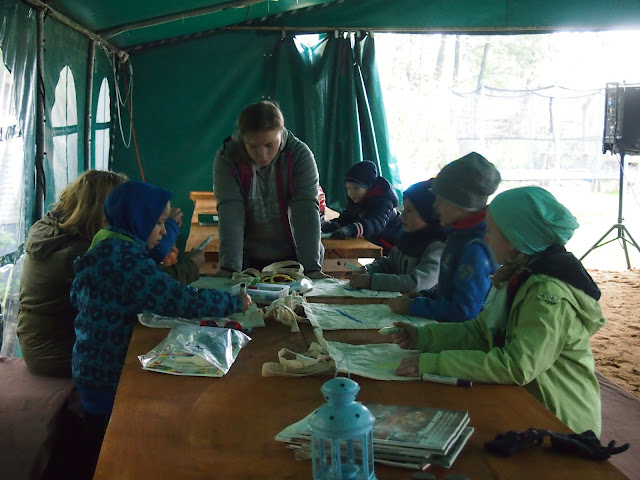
left=603, top=83, right=640, bottom=154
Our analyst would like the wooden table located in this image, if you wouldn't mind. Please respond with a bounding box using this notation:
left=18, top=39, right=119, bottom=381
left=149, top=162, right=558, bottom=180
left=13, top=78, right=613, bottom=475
left=93, top=319, right=627, bottom=480
left=185, top=191, right=382, bottom=276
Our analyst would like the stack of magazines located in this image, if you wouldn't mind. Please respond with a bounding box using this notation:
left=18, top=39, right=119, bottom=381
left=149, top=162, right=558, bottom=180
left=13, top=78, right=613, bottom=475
left=275, top=403, right=473, bottom=470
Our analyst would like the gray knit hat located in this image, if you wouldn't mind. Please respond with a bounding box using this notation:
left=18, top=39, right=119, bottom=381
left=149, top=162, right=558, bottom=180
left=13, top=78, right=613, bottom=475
left=432, top=152, right=501, bottom=211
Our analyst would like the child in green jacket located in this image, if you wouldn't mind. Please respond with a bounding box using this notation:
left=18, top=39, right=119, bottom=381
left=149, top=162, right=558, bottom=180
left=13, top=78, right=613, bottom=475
left=390, top=186, right=605, bottom=436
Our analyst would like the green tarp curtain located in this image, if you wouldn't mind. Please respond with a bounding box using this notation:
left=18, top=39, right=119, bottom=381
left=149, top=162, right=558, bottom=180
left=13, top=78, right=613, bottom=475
left=0, top=0, right=37, bottom=355
left=0, top=0, right=36, bottom=252
left=112, top=30, right=397, bottom=249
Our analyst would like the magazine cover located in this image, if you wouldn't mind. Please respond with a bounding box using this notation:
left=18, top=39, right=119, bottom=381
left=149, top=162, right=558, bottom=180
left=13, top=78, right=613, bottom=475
left=276, top=403, right=469, bottom=455
left=366, top=403, right=469, bottom=453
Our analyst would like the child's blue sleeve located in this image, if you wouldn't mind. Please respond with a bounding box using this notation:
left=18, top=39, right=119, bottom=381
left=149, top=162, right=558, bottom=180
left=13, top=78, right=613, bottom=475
left=125, top=255, right=242, bottom=318
left=148, top=217, right=180, bottom=264
left=408, top=242, right=494, bottom=322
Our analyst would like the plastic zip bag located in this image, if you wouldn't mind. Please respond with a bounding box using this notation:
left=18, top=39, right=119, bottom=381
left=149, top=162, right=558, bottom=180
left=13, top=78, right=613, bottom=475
left=138, top=325, right=251, bottom=377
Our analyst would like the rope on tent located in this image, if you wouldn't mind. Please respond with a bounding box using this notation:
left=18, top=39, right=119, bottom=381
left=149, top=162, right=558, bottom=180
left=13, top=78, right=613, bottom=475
left=112, top=55, right=132, bottom=149
left=121, top=61, right=145, bottom=181
left=106, top=53, right=146, bottom=181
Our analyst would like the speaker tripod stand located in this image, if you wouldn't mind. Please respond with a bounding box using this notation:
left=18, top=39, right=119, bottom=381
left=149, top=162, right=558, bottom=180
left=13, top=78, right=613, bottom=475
left=581, top=151, right=640, bottom=269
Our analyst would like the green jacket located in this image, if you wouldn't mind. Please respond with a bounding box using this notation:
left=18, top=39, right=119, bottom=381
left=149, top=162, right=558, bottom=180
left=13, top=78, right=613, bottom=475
left=17, top=213, right=199, bottom=377
left=415, top=274, right=605, bottom=436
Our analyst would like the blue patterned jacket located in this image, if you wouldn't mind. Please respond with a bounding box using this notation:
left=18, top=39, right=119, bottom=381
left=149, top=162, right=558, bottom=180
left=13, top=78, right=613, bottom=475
left=70, top=227, right=242, bottom=392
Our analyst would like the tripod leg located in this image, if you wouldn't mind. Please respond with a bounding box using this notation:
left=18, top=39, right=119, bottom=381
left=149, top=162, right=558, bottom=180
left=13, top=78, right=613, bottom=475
left=619, top=225, right=640, bottom=269
left=580, top=225, right=616, bottom=261
left=620, top=225, right=640, bottom=254
left=621, top=233, right=631, bottom=269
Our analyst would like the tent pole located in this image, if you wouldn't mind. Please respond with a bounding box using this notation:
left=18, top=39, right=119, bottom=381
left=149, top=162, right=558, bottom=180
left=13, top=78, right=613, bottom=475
left=84, top=40, right=96, bottom=172
left=21, top=0, right=128, bottom=57
left=98, top=0, right=268, bottom=39
left=34, top=8, right=45, bottom=221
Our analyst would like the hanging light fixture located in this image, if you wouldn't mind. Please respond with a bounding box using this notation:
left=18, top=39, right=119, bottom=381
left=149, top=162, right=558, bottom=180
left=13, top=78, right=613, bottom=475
left=309, top=377, right=377, bottom=480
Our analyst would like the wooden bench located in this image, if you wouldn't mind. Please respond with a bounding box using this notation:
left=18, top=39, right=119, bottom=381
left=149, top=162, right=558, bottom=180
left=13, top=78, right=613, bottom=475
left=597, top=371, right=639, bottom=480
left=0, top=357, right=75, bottom=480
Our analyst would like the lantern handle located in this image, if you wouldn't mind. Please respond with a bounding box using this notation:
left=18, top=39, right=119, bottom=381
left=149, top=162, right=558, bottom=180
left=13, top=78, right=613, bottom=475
left=334, top=353, right=352, bottom=379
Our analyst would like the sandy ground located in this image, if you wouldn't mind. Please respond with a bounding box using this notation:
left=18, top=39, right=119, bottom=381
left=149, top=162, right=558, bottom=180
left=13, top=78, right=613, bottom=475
left=589, top=269, right=640, bottom=399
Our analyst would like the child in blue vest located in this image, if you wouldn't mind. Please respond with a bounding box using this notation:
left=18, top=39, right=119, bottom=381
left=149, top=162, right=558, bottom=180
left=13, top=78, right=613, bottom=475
left=349, top=179, right=446, bottom=293
left=322, top=160, right=404, bottom=255
left=71, top=181, right=251, bottom=417
left=389, top=152, right=500, bottom=322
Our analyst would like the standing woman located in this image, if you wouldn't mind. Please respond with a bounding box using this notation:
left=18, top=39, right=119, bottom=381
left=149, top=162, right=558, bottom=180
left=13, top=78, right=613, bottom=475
left=213, top=101, right=326, bottom=278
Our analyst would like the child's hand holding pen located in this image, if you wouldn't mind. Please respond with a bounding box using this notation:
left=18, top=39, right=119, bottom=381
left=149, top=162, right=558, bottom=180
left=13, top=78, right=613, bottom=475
left=349, top=273, right=371, bottom=289
left=240, top=286, right=253, bottom=312
left=388, top=295, right=413, bottom=314
left=386, top=321, right=418, bottom=350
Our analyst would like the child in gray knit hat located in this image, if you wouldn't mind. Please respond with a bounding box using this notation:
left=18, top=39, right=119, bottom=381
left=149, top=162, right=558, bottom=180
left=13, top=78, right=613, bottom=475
left=389, top=152, right=501, bottom=323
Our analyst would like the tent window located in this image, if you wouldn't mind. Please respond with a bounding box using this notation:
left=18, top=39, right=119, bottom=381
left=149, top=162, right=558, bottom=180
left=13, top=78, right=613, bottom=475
left=51, top=65, right=78, bottom=199
left=94, top=77, right=110, bottom=170
left=0, top=48, right=25, bottom=258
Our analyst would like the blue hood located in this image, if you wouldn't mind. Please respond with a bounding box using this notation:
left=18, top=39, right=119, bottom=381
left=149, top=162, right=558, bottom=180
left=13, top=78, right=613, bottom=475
left=104, top=181, right=172, bottom=243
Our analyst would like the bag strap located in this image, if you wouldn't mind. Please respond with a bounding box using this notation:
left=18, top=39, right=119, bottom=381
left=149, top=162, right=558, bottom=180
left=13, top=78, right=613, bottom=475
left=261, top=260, right=304, bottom=275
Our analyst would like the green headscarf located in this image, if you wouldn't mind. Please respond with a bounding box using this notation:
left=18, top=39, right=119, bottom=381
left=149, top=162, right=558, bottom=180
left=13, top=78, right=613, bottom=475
left=488, top=186, right=579, bottom=255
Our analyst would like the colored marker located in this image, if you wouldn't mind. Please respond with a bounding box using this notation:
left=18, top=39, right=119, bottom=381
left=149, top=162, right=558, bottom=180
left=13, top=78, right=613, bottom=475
left=378, top=325, right=402, bottom=335
left=421, top=373, right=472, bottom=387
left=344, top=261, right=362, bottom=271
left=240, top=282, right=248, bottom=294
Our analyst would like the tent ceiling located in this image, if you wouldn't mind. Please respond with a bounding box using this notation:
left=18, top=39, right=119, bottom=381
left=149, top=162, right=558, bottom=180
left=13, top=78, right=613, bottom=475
left=41, top=0, right=640, bottom=50
left=47, top=0, right=340, bottom=48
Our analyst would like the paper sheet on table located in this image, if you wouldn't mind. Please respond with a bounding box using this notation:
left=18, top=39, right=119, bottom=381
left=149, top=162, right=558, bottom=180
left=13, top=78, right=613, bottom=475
left=189, top=276, right=236, bottom=291
left=301, top=303, right=436, bottom=330
left=138, top=303, right=265, bottom=329
left=320, top=338, right=420, bottom=381
left=306, top=278, right=401, bottom=298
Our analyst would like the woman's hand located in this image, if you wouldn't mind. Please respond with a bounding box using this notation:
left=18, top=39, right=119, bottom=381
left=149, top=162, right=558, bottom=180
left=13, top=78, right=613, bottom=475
left=349, top=273, right=371, bottom=289
left=307, top=270, right=332, bottom=280
left=213, top=268, right=234, bottom=278
left=390, top=321, right=418, bottom=350
left=395, top=356, right=419, bottom=377
left=240, top=293, right=252, bottom=312
left=388, top=295, right=413, bottom=315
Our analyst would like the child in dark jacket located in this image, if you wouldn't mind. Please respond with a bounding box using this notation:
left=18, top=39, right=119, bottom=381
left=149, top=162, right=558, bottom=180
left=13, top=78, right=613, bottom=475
left=349, top=179, right=446, bottom=294
left=71, top=181, right=251, bottom=417
left=322, top=160, right=403, bottom=255
left=389, top=152, right=500, bottom=322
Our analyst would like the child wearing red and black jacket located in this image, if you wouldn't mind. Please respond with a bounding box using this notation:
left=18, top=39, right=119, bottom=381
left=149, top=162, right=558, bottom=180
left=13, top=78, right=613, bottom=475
left=321, top=160, right=403, bottom=255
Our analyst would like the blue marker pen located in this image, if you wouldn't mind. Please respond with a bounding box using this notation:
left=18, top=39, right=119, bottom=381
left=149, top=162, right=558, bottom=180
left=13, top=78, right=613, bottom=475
left=421, top=373, right=472, bottom=388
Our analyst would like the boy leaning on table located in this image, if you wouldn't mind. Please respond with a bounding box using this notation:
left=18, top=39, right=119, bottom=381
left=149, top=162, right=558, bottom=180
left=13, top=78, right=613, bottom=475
left=388, top=152, right=500, bottom=323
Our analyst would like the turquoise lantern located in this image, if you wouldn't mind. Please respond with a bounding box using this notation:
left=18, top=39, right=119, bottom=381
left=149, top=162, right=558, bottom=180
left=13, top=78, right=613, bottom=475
left=309, top=377, right=377, bottom=480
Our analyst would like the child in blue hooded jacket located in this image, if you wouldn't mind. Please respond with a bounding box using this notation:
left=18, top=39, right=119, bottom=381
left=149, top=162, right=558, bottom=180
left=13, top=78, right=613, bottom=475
left=389, top=152, right=500, bottom=322
left=71, top=181, right=251, bottom=417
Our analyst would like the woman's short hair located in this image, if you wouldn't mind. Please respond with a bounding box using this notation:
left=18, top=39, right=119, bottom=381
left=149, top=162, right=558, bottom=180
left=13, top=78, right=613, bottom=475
left=53, top=170, right=127, bottom=240
left=237, top=100, right=285, bottom=135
